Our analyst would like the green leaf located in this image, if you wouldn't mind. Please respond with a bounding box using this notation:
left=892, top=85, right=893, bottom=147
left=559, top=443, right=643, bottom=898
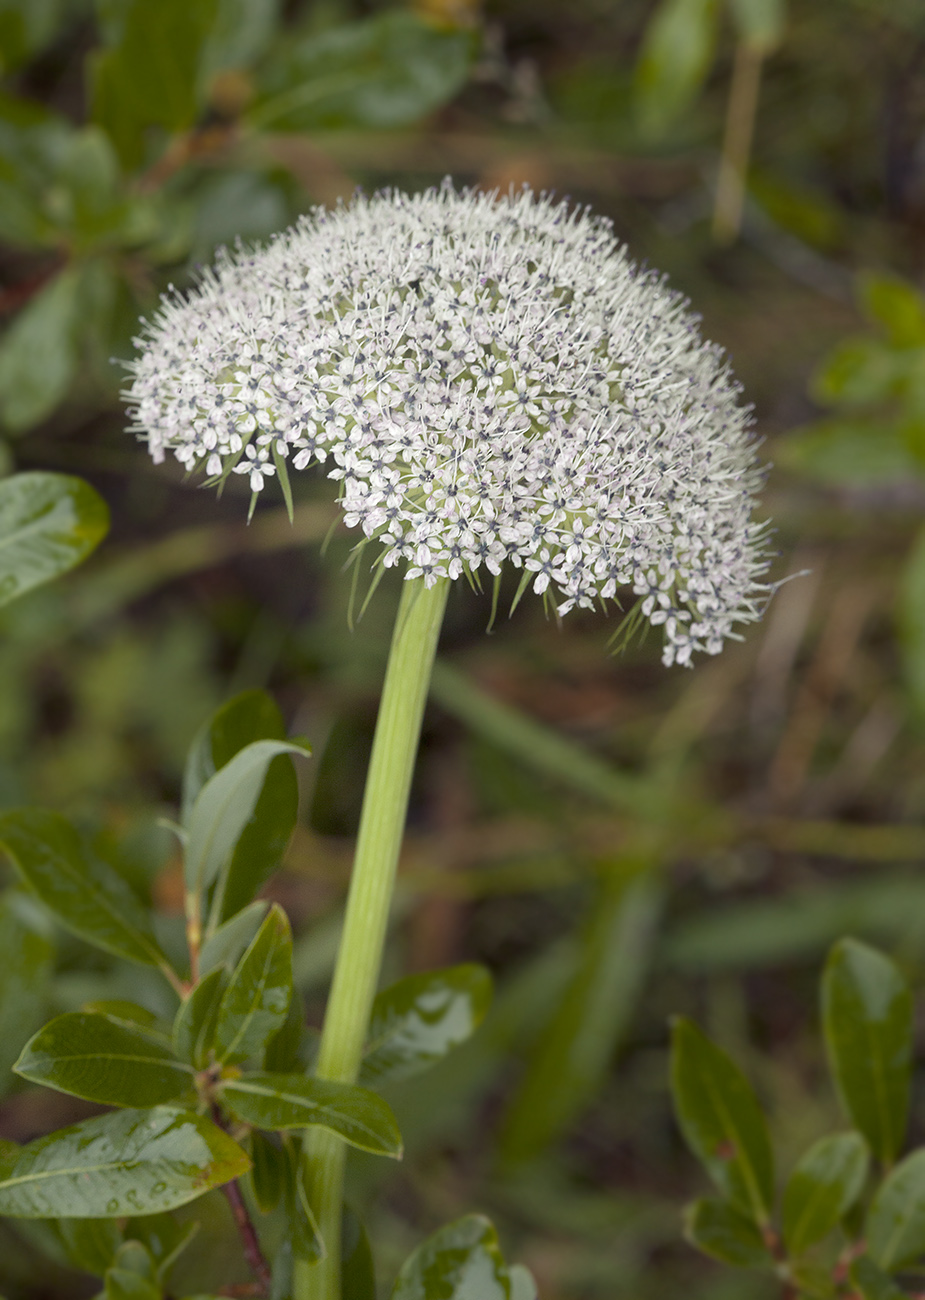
left=0, top=891, right=53, bottom=1094
left=821, top=939, right=912, bottom=1164
left=0, top=271, right=85, bottom=431
left=0, top=473, right=108, bottom=605
left=249, top=1129, right=284, bottom=1213
left=214, top=903, right=292, bottom=1064
left=850, top=1257, right=909, bottom=1300
left=390, top=1214, right=510, bottom=1300
left=861, top=274, right=925, bottom=348
left=0, top=0, right=74, bottom=69
left=507, top=1266, right=538, bottom=1300
left=0, top=808, right=172, bottom=970
left=183, top=739, right=310, bottom=901
left=633, top=0, right=720, bottom=138
left=782, top=1132, right=869, bottom=1256
left=342, top=1207, right=375, bottom=1300
left=104, top=1268, right=160, bottom=1300
left=898, top=526, right=925, bottom=721
left=183, top=691, right=300, bottom=925
left=55, top=1216, right=123, bottom=1274
left=283, top=1136, right=322, bottom=1262
left=112, top=1239, right=156, bottom=1280
left=0, top=1107, right=248, bottom=1217
left=199, top=900, right=269, bottom=976
left=670, top=1018, right=774, bottom=1225
left=251, top=10, right=474, bottom=131
left=360, top=963, right=492, bottom=1088
left=173, top=967, right=227, bottom=1068
left=90, top=0, right=220, bottom=170
left=217, top=1072, right=402, bottom=1157
left=867, top=1149, right=925, bottom=1271
left=15, top=1012, right=195, bottom=1107
left=728, top=0, right=786, bottom=51
left=812, top=338, right=900, bottom=408
left=200, top=0, right=281, bottom=81
left=83, top=1001, right=164, bottom=1034
left=263, top=985, right=311, bottom=1073
left=683, top=1198, right=772, bottom=1268
left=500, top=873, right=660, bottom=1162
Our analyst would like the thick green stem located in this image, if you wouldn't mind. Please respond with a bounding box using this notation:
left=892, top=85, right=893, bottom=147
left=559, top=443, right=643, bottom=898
left=295, top=577, right=450, bottom=1300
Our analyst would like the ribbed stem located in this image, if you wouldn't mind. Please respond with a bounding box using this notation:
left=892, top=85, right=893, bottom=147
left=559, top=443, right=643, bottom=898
left=294, top=577, right=450, bottom=1300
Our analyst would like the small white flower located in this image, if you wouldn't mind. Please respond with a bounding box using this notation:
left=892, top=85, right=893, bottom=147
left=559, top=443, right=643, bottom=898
left=124, top=182, right=771, bottom=664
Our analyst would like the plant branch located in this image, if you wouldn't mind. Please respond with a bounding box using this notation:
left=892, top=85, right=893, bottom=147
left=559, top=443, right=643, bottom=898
left=221, top=1176, right=272, bottom=1297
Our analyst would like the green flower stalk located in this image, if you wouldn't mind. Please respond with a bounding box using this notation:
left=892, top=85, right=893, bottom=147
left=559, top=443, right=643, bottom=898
left=125, top=181, right=770, bottom=1299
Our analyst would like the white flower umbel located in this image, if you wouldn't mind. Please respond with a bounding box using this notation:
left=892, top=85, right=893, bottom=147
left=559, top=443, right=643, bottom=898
left=126, top=185, right=772, bottom=1300
left=126, top=182, right=769, bottom=667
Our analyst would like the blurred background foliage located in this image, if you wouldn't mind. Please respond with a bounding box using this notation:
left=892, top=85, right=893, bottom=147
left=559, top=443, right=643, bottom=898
left=0, top=0, right=923, bottom=1296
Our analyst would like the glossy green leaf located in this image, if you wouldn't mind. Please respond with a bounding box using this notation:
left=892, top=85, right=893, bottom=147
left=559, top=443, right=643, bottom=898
left=286, top=1137, right=322, bottom=1263
left=633, top=0, right=720, bottom=137
left=184, top=691, right=299, bottom=924
left=0, top=472, right=108, bottom=605
left=822, top=939, right=912, bottom=1163
left=0, top=273, right=84, bottom=431
left=249, top=1129, right=285, bottom=1213
left=184, top=739, right=310, bottom=899
left=214, top=903, right=292, bottom=1064
left=84, top=1001, right=165, bottom=1035
left=251, top=10, right=473, bottom=131
left=391, top=1214, right=509, bottom=1300
left=0, top=808, right=172, bottom=970
left=90, top=0, right=219, bottom=169
left=850, top=1256, right=909, bottom=1300
left=122, top=1215, right=199, bottom=1284
left=15, top=1012, right=195, bottom=1107
left=0, top=891, right=53, bottom=1094
left=782, top=1132, right=869, bottom=1256
left=0, top=1107, right=248, bottom=1217
left=670, top=1018, right=774, bottom=1224
left=500, top=874, right=661, bottom=1161
left=217, top=1072, right=402, bottom=1157
left=361, top=963, right=492, bottom=1087
left=342, top=1207, right=375, bottom=1300
left=173, top=967, right=227, bottom=1068
left=867, top=1149, right=925, bottom=1270
left=683, top=1198, right=772, bottom=1268
left=199, top=900, right=269, bottom=976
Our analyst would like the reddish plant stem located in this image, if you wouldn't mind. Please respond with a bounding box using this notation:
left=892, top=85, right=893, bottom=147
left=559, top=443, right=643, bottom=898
left=221, top=1176, right=272, bottom=1296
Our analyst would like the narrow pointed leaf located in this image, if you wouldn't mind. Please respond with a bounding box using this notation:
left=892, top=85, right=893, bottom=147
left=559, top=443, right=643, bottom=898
left=0, top=809, right=170, bottom=970
left=867, top=1149, right=925, bottom=1271
left=184, top=739, right=309, bottom=897
left=217, top=1073, right=402, bottom=1157
left=182, top=691, right=299, bottom=924
left=0, top=472, right=108, bottom=605
left=782, top=1132, right=869, bottom=1256
left=173, top=967, right=227, bottom=1068
left=104, top=1268, right=160, bottom=1300
left=15, top=1012, right=195, bottom=1107
left=199, top=900, right=269, bottom=976
left=390, top=1214, right=510, bottom=1300
left=361, top=964, right=492, bottom=1087
left=214, top=904, right=292, bottom=1064
left=683, top=1199, right=773, bottom=1268
left=822, top=939, right=912, bottom=1164
left=249, top=1130, right=285, bottom=1213
left=0, top=1107, right=249, bottom=1217
left=670, top=1018, right=774, bottom=1225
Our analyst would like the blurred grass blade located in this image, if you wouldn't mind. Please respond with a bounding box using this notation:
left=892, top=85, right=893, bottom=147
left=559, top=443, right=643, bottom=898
left=822, top=938, right=912, bottom=1164
left=670, top=1019, right=775, bottom=1225
left=499, top=870, right=662, bottom=1163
